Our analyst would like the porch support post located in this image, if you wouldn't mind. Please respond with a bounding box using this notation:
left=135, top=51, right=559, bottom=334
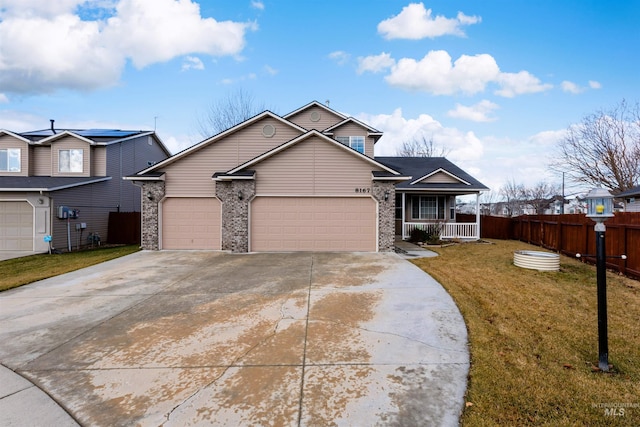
left=402, top=192, right=406, bottom=239
left=476, top=192, right=481, bottom=239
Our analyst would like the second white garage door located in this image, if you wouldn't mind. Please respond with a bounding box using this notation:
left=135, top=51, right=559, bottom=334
left=250, top=197, right=377, bottom=252
left=162, top=197, right=221, bottom=250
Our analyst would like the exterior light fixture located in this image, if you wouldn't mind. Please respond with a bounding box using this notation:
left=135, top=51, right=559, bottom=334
left=238, top=190, right=244, bottom=200
left=585, top=186, right=614, bottom=372
left=146, top=191, right=154, bottom=201
left=384, top=190, right=390, bottom=201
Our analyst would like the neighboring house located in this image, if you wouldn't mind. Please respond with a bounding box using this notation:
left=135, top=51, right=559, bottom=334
left=126, top=101, right=488, bottom=253
left=0, top=125, right=170, bottom=253
left=618, top=186, right=640, bottom=212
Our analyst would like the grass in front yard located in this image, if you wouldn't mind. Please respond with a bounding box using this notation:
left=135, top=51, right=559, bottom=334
left=0, top=245, right=140, bottom=292
left=412, top=239, right=640, bottom=426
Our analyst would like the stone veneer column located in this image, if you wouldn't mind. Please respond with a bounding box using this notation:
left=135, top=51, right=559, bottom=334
left=140, top=181, right=165, bottom=250
left=372, top=181, right=396, bottom=252
left=215, top=180, right=256, bottom=253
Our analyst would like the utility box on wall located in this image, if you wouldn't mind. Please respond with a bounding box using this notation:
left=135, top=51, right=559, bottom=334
left=57, top=206, right=79, bottom=219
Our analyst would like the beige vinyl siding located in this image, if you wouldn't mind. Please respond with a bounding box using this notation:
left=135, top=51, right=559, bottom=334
left=332, top=122, right=375, bottom=158
left=0, top=135, right=28, bottom=177
left=419, top=171, right=461, bottom=184
left=31, top=146, right=52, bottom=176
left=92, top=146, right=107, bottom=176
left=163, top=117, right=303, bottom=196
left=286, top=105, right=344, bottom=131
left=253, top=135, right=377, bottom=195
left=51, top=136, right=90, bottom=177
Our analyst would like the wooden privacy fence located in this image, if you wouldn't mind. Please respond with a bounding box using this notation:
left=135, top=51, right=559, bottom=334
left=458, top=213, right=640, bottom=280
left=107, top=212, right=141, bottom=245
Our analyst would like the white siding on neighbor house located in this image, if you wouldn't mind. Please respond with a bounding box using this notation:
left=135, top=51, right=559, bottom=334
left=162, top=117, right=303, bottom=196
left=51, top=136, right=91, bottom=177
left=286, top=105, right=344, bottom=131
left=0, top=135, right=28, bottom=177
left=252, top=135, right=378, bottom=196
left=31, top=146, right=52, bottom=176
left=331, top=122, right=375, bottom=158
left=161, top=197, right=221, bottom=249
left=626, top=200, right=640, bottom=212
left=250, top=196, right=377, bottom=252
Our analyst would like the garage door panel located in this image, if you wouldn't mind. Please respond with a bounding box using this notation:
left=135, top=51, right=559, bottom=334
left=251, top=197, right=376, bottom=252
left=0, top=201, right=33, bottom=251
left=162, top=198, right=220, bottom=250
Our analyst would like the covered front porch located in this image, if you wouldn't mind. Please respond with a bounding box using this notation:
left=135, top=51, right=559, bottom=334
left=396, top=192, right=482, bottom=241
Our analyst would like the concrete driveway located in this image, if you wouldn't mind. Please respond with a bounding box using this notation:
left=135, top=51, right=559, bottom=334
left=0, top=251, right=469, bottom=426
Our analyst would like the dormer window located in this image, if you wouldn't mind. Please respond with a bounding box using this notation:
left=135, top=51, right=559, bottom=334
left=59, top=149, right=83, bottom=172
left=0, top=148, right=20, bottom=172
left=336, top=136, right=365, bottom=154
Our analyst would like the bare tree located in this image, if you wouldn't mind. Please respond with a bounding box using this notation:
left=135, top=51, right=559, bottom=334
left=396, top=134, right=450, bottom=157
left=551, top=99, right=640, bottom=193
left=522, top=181, right=560, bottom=214
left=499, top=178, right=525, bottom=217
left=198, top=89, right=269, bottom=138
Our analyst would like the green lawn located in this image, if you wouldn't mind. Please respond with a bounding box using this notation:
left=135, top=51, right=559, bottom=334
left=0, top=245, right=140, bottom=292
left=412, top=239, right=640, bottom=426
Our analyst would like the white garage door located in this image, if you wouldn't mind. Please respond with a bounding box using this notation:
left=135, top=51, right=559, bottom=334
left=250, top=197, right=377, bottom=252
left=162, top=197, right=221, bottom=250
left=0, top=201, right=33, bottom=251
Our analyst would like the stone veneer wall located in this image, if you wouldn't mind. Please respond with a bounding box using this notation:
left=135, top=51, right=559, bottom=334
left=215, top=180, right=256, bottom=253
left=140, top=181, right=165, bottom=250
left=372, top=181, right=396, bottom=252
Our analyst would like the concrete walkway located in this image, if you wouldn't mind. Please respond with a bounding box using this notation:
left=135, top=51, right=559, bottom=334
left=0, top=251, right=468, bottom=426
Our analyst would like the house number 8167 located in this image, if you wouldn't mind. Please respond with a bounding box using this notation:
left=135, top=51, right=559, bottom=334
left=354, top=188, right=371, bottom=193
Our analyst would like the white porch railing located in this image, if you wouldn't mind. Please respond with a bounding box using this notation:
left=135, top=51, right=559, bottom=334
left=403, top=222, right=479, bottom=240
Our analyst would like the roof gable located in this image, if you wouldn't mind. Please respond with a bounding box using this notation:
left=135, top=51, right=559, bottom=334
left=226, top=130, right=400, bottom=176
left=323, top=117, right=382, bottom=136
left=410, top=168, right=471, bottom=186
left=0, top=130, right=31, bottom=143
left=283, top=100, right=347, bottom=121
left=135, top=111, right=307, bottom=175
left=38, top=131, right=95, bottom=145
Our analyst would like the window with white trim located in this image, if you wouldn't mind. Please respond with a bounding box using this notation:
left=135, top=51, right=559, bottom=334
left=59, top=149, right=83, bottom=172
left=336, top=136, right=365, bottom=153
left=411, top=196, right=446, bottom=220
left=0, top=148, right=21, bottom=172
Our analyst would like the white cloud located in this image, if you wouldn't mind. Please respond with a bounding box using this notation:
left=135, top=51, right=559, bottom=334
left=357, top=53, right=395, bottom=75
left=385, top=50, right=500, bottom=95
left=561, top=80, right=584, bottom=94
left=377, top=50, right=552, bottom=98
left=0, top=94, right=9, bottom=104
left=359, top=108, right=483, bottom=163
left=328, top=50, right=350, bottom=65
left=447, top=100, right=499, bottom=122
left=589, top=80, right=602, bottom=89
left=264, top=65, right=278, bottom=75
left=250, top=1, right=265, bottom=10
left=378, top=3, right=480, bottom=40
left=181, top=56, right=205, bottom=71
left=0, top=0, right=255, bottom=94
left=494, top=71, right=553, bottom=97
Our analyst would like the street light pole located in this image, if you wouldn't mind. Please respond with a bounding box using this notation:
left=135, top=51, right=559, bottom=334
left=595, top=223, right=608, bottom=371
left=585, top=186, right=614, bottom=372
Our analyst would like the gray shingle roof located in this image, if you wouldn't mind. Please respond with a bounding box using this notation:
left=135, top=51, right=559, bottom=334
left=375, top=157, right=489, bottom=193
left=0, top=176, right=111, bottom=191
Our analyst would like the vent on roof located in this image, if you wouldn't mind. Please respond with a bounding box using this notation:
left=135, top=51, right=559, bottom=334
left=50, top=119, right=56, bottom=134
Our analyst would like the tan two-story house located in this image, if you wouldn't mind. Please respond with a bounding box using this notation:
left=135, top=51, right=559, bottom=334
left=0, top=125, right=170, bottom=253
left=127, top=101, right=488, bottom=253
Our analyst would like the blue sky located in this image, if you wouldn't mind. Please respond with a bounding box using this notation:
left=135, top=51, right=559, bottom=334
left=1, top=0, right=638, bottom=196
